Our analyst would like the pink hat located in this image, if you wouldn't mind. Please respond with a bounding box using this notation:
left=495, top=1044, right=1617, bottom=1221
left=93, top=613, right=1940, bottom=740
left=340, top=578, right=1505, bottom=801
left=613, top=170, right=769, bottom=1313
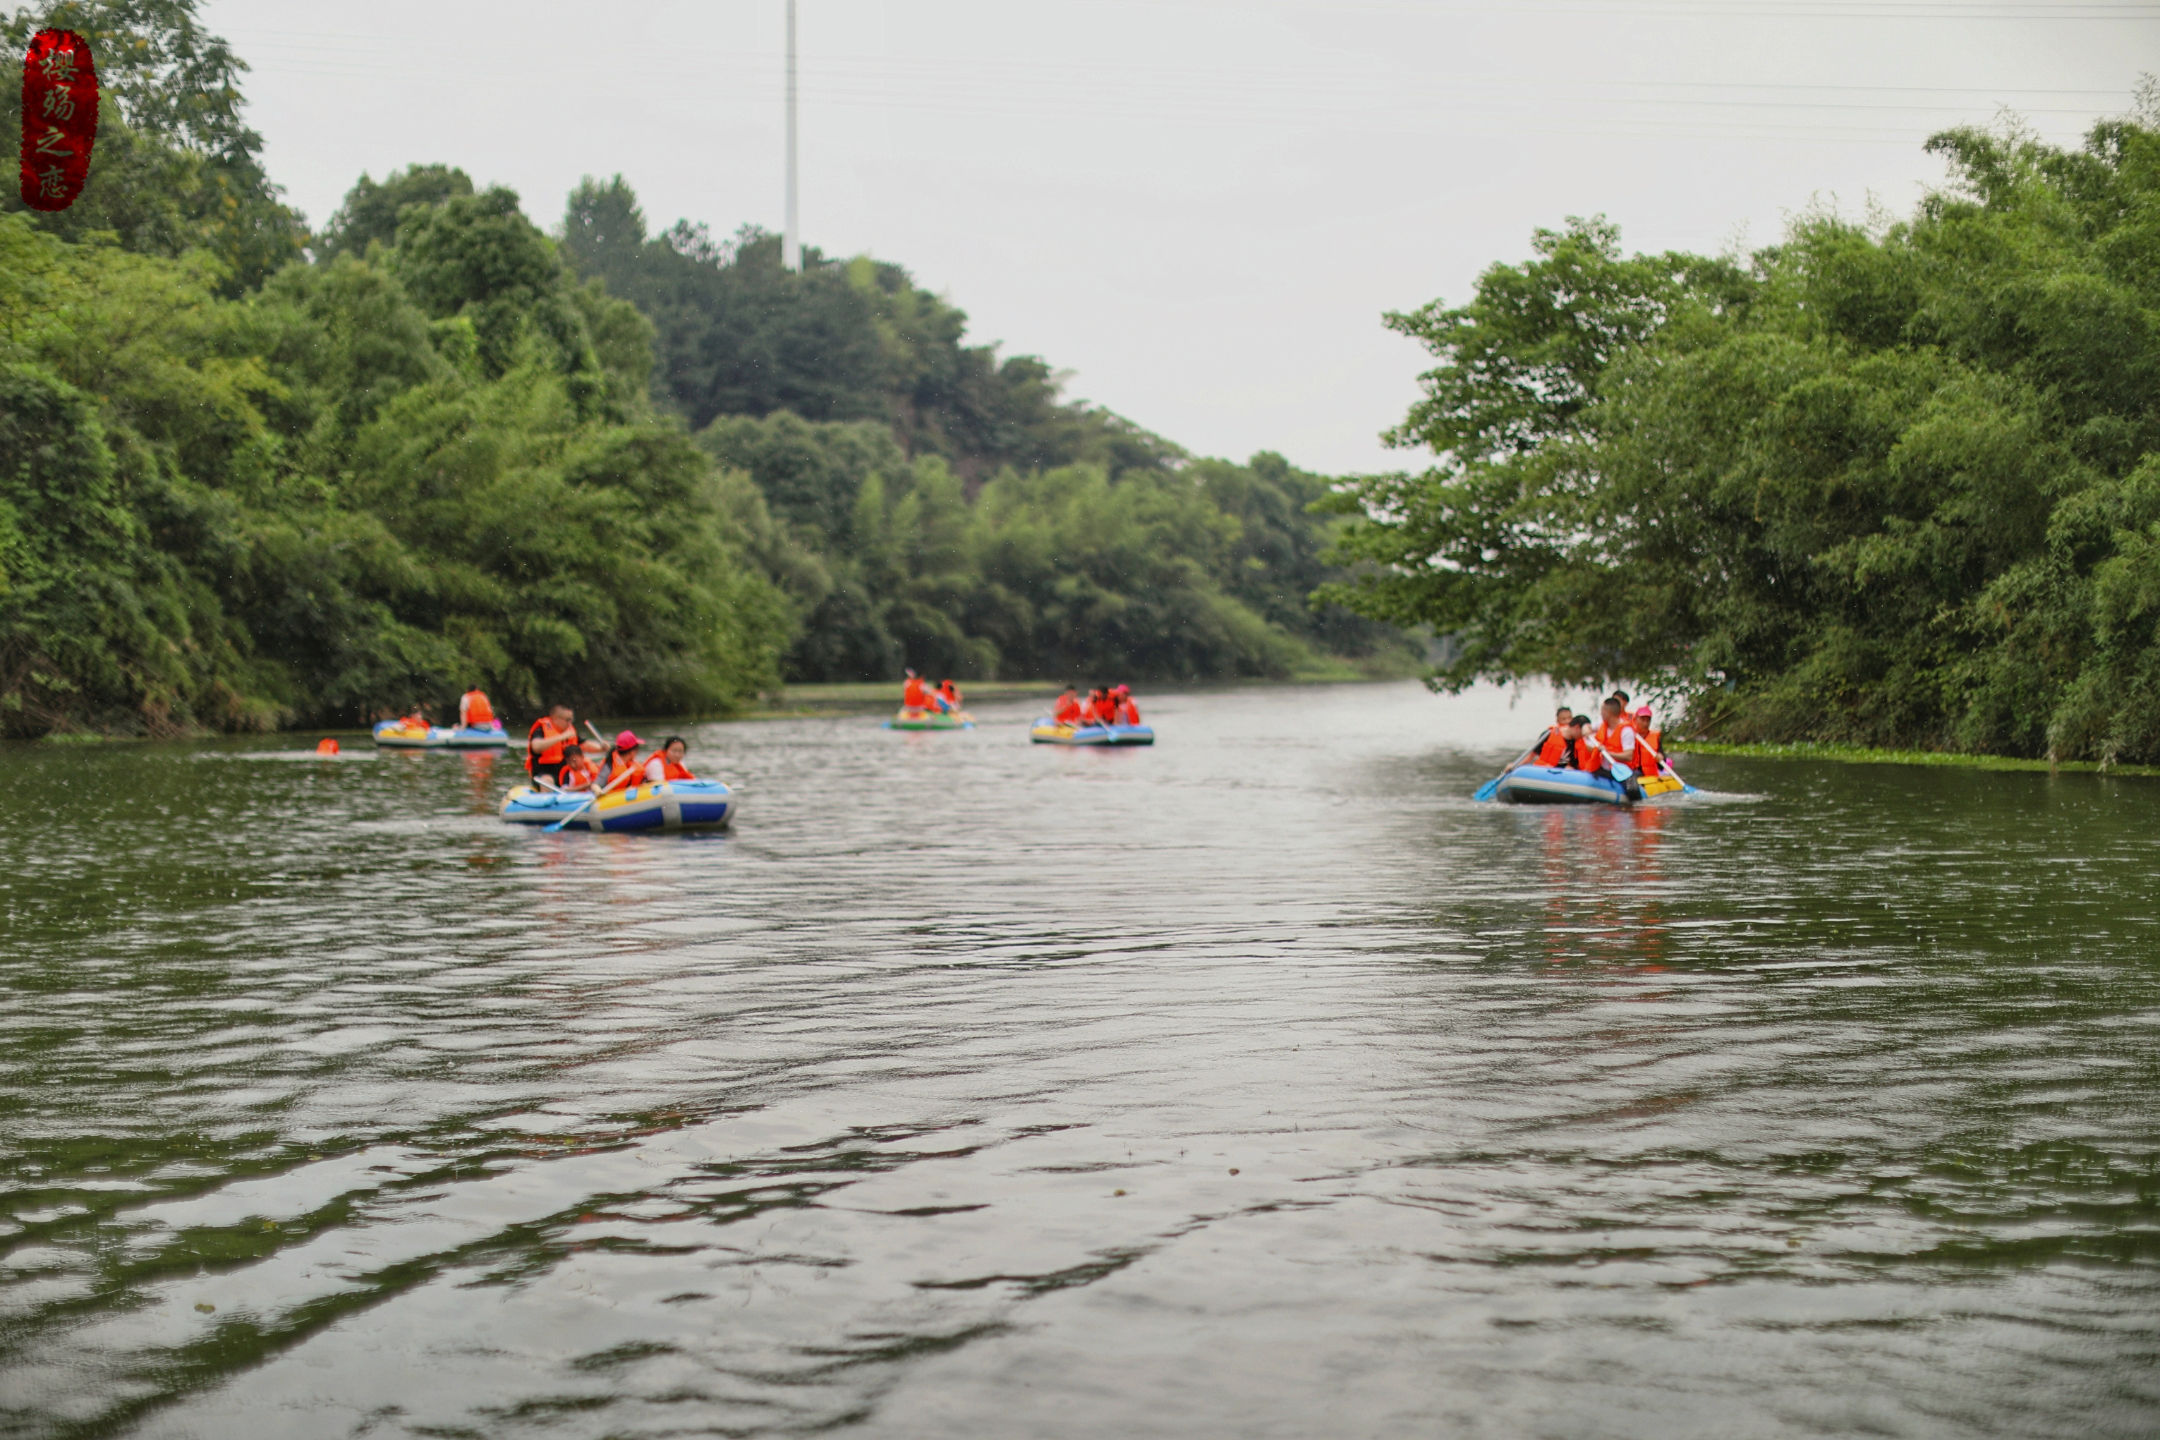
left=1635, top=706, right=1652, bottom=719
left=615, top=730, right=642, bottom=748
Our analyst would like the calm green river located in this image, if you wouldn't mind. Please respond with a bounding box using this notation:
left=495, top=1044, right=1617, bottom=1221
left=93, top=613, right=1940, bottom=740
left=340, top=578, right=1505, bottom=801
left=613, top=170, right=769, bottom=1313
left=2, top=683, right=2155, bottom=1438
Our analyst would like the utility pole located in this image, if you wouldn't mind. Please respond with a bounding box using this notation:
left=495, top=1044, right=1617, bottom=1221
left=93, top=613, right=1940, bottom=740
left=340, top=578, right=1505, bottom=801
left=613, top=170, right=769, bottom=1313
left=783, top=0, right=800, bottom=271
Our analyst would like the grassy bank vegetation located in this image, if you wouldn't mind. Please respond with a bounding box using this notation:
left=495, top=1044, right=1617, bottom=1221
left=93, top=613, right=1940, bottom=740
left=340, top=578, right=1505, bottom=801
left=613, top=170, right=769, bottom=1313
left=1672, top=741, right=2160, bottom=779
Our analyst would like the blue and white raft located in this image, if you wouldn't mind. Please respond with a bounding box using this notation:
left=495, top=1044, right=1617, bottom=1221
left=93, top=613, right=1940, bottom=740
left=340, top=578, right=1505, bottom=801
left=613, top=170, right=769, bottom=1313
left=1029, top=719, right=1156, bottom=747
left=499, top=778, right=738, bottom=832
left=373, top=720, right=509, bottom=749
left=1490, top=764, right=1686, bottom=806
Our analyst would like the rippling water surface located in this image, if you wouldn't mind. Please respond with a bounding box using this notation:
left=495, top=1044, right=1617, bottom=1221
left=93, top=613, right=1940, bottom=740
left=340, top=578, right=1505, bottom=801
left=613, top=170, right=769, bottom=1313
left=3, top=683, right=2157, bottom=1438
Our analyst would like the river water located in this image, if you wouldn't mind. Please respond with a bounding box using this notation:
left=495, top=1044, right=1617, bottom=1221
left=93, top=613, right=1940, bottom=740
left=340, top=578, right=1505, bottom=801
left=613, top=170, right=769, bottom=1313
left=2, top=682, right=2155, bottom=1439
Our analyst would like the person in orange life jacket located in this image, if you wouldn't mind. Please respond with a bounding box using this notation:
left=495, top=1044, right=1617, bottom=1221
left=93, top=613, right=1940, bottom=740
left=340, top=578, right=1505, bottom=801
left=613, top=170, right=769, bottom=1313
left=1557, top=713, right=1608, bottom=772
left=397, top=707, right=428, bottom=731
left=639, top=735, right=696, bottom=786
left=458, top=688, right=496, bottom=729
left=1113, top=685, right=1140, bottom=726
left=1082, top=687, right=1113, bottom=725
left=526, top=703, right=580, bottom=786
left=557, top=746, right=599, bottom=791
left=600, top=730, right=645, bottom=789
left=937, top=679, right=962, bottom=713
left=1592, top=696, right=1641, bottom=775
left=1052, top=686, right=1083, bottom=724
left=1631, top=705, right=1665, bottom=779
left=900, top=669, right=933, bottom=715
left=1588, top=701, right=1646, bottom=799
left=1506, top=707, right=1575, bottom=772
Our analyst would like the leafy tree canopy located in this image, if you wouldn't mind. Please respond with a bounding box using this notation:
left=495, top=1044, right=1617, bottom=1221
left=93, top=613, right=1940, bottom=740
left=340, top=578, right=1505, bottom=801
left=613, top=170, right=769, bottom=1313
left=2, top=0, right=304, bottom=290
left=1323, top=101, right=2160, bottom=764
left=560, top=175, right=1182, bottom=484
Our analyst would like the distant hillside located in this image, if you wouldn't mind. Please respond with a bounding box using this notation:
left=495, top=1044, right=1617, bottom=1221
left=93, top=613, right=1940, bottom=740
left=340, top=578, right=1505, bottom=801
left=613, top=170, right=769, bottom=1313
left=558, top=177, right=1176, bottom=488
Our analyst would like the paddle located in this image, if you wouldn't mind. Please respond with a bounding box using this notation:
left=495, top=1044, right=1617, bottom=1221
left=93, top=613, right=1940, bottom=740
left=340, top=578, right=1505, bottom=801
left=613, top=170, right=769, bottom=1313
left=544, top=766, right=639, bottom=833
left=1474, top=743, right=1538, bottom=802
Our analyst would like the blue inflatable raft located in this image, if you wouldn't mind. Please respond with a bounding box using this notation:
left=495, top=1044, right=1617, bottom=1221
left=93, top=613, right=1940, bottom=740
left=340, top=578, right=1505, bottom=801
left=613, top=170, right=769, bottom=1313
left=1029, top=719, right=1156, bottom=747
left=499, top=778, right=737, bottom=832
left=373, top=720, right=509, bottom=749
left=1491, top=764, right=1685, bottom=805
left=1494, top=765, right=1632, bottom=804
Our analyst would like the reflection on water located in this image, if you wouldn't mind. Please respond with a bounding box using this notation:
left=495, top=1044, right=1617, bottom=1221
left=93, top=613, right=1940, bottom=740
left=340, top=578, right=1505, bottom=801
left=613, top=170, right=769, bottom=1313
left=1, top=683, right=2156, bottom=1439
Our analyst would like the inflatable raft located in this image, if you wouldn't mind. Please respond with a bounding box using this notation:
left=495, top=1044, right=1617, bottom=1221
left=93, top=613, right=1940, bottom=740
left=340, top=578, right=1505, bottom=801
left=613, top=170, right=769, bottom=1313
left=372, top=720, right=510, bottom=749
left=883, top=711, right=974, bottom=731
left=1491, top=765, right=1686, bottom=806
left=499, top=778, right=737, bottom=832
left=1029, top=719, right=1156, bottom=747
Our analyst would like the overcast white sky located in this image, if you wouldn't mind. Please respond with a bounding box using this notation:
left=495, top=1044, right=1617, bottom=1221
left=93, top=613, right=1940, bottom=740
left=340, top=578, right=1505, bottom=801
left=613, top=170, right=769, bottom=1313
left=199, top=0, right=2157, bottom=475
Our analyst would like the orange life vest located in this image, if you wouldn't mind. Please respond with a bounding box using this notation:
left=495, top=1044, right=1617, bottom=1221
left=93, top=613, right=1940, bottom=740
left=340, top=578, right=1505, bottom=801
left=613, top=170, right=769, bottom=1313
left=642, top=756, right=696, bottom=785
left=459, top=689, right=495, bottom=727
left=939, top=683, right=961, bottom=708
left=603, top=749, right=642, bottom=787
left=1116, top=699, right=1140, bottom=725
left=1594, top=718, right=1639, bottom=770
left=398, top=712, right=426, bottom=731
left=1533, top=726, right=1569, bottom=766
left=1635, top=728, right=1664, bottom=779
left=1053, top=694, right=1082, bottom=723
left=526, top=717, right=574, bottom=771
left=902, top=676, right=931, bottom=710
left=558, top=753, right=598, bottom=789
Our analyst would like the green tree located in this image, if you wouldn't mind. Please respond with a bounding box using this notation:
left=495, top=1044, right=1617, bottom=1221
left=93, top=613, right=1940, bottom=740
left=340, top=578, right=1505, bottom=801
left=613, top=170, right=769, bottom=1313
left=313, top=163, right=475, bottom=262
left=1324, top=106, right=2160, bottom=763
left=2, top=0, right=305, bottom=290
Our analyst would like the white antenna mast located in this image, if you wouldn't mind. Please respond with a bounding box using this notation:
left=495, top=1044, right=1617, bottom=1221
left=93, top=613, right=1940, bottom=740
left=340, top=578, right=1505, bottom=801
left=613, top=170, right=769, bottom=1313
left=783, top=0, right=801, bottom=271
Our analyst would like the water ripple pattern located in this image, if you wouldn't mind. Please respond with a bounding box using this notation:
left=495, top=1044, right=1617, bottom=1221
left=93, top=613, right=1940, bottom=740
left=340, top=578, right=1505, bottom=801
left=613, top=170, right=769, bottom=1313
left=1, top=684, right=2155, bottom=1438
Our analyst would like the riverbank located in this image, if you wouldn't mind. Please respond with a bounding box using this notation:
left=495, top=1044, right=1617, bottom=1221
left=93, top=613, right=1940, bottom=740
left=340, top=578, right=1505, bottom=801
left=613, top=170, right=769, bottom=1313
left=1673, top=740, right=2160, bottom=779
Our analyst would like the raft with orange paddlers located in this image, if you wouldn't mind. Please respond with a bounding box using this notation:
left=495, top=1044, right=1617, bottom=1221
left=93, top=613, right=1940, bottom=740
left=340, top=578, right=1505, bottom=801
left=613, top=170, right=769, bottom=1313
left=883, top=670, right=975, bottom=730
left=1031, top=683, right=1153, bottom=746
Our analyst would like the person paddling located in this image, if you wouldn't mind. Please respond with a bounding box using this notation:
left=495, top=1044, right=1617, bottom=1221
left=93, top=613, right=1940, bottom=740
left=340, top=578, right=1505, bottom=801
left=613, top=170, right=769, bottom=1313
left=1579, top=707, right=1645, bottom=798
left=937, top=679, right=963, bottom=715
left=458, top=687, right=496, bottom=730
left=526, top=703, right=580, bottom=788
left=600, top=730, right=644, bottom=789
left=1593, top=696, right=1642, bottom=778
left=1052, top=685, right=1083, bottom=724
left=639, top=735, right=696, bottom=786
left=1632, top=705, right=1666, bottom=780
left=901, top=669, right=933, bottom=717
left=1506, top=707, right=1575, bottom=773
left=1564, top=713, right=1609, bottom=774
left=1112, top=685, right=1141, bottom=726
